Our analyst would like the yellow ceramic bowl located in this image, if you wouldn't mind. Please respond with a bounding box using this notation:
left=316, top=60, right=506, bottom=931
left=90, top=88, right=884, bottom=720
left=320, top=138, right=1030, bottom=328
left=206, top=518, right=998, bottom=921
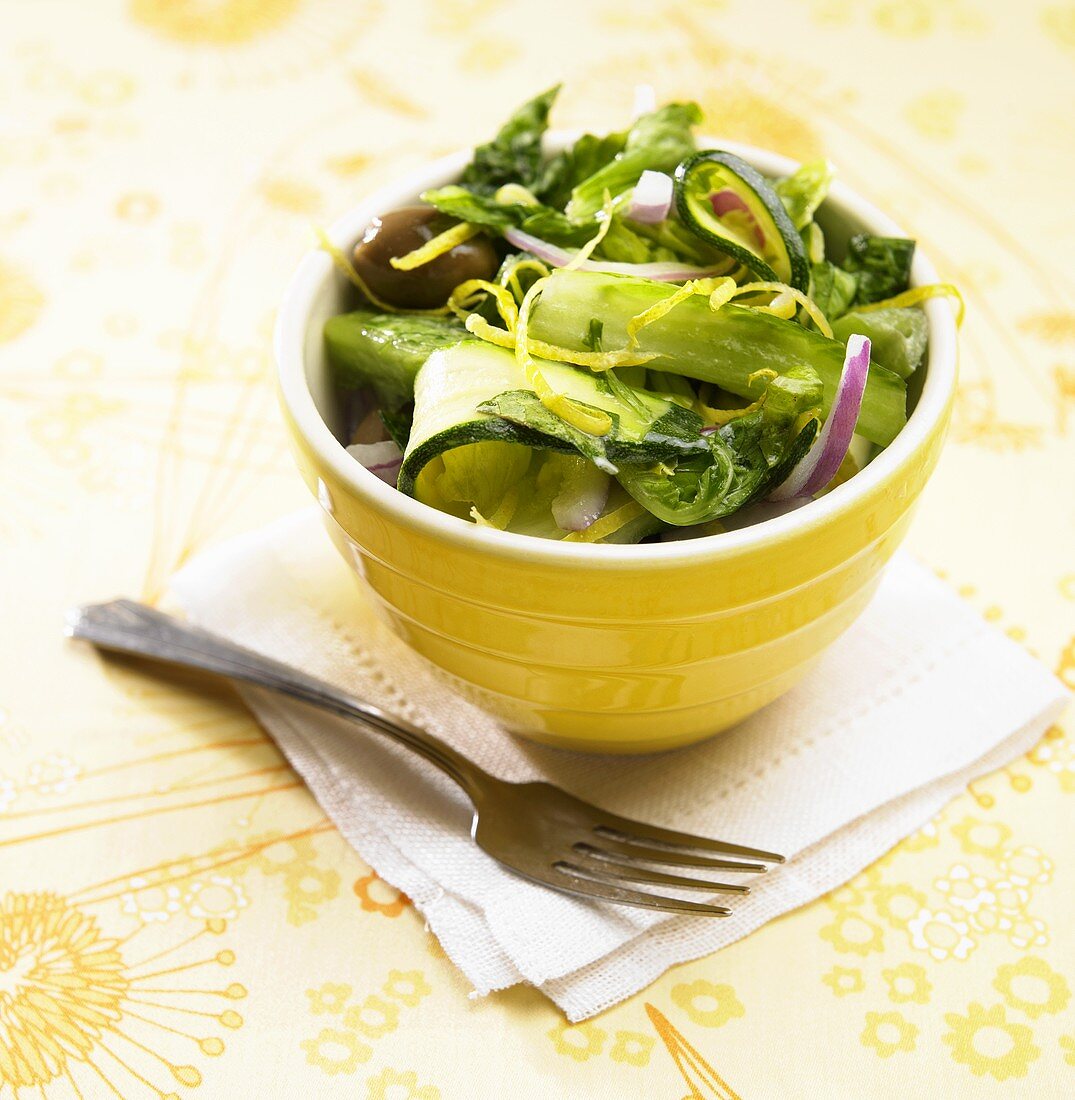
left=275, top=136, right=958, bottom=754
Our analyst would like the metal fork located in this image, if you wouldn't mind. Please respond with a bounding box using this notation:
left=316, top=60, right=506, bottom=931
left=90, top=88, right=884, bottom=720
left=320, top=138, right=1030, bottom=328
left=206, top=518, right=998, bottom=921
left=66, top=600, right=783, bottom=916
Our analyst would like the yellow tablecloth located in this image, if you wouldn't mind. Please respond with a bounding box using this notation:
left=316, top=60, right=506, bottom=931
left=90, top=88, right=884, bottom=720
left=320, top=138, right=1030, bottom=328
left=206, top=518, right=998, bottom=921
left=2, top=1, right=1073, bottom=1095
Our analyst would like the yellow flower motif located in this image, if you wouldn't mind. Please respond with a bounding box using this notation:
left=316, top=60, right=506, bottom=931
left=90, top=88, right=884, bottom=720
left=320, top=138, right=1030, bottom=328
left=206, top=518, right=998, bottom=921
left=183, top=875, right=248, bottom=921
left=882, top=963, right=932, bottom=1005
left=284, top=864, right=340, bottom=926
left=0, top=892, right=128, bottom=1088
left=819, top=911, right=885, bottom=956
left=951, top=816, right=1011, bottom=860
left=300, top=1027, right=371, bottom=1076
left=353, top=872, right=410, bottom=918
left=935, top=865, right=997, bottom=915
left=908, top=908, right=976, bottom=962
left=119, top=876, right=182, bottom=923
left=548, top=1020, right=607, bottom=1062
left=993, top=957, right=1070, bottom=1019
left=366, top=1067, right=440, bottom=1100
left=129, top=0, right=302, bottom=45
left=382, top=969, right=431, bottom=1007
left=343, top=994, right=399, bottom=1039
left=1061, top=1034, right=1075, bottom=1067
left=670, top=980, right=745, bottom=1027
left=872, top=884, right=927, bottom=929
left=968, top=878, right=1031, bottom=936
left=999, top=846, right=1054, bottom=887
left=1006, top=915, right=1049, bottom=951
left=943, top=1003, right=1041, bottom=1081
left=253, top=835, right=339, bottom=925
left=822, top=966, right=865, bottom=997
left=860, top=1011, right=918, bottom=1058
left=1028, top=733, right=1075, bottom=789
left=306, top=982, right=352, bottom=1016
left=609, top=1030, right=654, bottom=1067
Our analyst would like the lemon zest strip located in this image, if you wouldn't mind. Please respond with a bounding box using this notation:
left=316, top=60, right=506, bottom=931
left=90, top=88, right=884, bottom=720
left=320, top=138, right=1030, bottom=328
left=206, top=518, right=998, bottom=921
left=732, top=281, right=834, bottom=338
left=516, top=277, right=612, bottom=436
left=563, top=500, right=647, bottom=542
left=448, top=279, right=519, bottom=329
left=851, top=282, right=965, bottom=327
left=389, top=222, right=481, bottom=271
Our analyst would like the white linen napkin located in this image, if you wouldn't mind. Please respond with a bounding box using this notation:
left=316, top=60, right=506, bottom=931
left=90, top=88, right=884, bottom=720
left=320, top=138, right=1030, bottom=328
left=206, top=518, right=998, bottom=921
left=170, top=510, right=1069, bottom=1021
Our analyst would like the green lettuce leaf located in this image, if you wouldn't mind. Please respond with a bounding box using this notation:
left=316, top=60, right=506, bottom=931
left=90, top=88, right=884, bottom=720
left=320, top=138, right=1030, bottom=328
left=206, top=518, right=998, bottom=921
left=536, top=131, right=627, bottom=209
left=616, top=367, right=823, bottom=525
left=566, top=102, right=702, bottom=222
left=843, top=234, right=916, bottom=305
left=832, top=307, right=927, bottom=378
left=421, top=185, right=595, bottom=247
left=460, top=85, right=560, bottom=195
left=810, top=260, right=858, bottom=322
left=775, top=159, right=833, bottom=230
left=595, top=213, right=719, bottom=265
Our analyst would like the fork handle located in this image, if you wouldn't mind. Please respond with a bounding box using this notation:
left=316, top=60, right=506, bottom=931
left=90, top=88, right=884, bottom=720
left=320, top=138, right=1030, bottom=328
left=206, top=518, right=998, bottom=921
left=67, top=600, right=482, bottom=799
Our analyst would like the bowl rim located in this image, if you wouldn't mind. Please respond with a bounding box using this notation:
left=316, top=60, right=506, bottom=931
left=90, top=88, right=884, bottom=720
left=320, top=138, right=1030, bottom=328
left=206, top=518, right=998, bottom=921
left=275, top=132, right=957, bottom=569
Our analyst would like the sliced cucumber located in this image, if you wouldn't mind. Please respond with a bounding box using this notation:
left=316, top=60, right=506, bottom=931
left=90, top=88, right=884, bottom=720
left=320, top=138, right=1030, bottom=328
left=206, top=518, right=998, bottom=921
left=528, top=270, right=907, bottom=447
left=674, top=150, right=809, bottom=291
left=399, top=339, right=709, bottom=497
left=325, top=309, right=465, bottom=409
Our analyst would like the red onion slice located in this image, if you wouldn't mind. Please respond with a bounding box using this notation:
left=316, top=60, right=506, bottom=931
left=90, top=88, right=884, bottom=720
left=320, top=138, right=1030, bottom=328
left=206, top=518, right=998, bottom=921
left=346, top=440, right=403, bottom=485
left=552, top=465, right=611, bottom=531
left=768, top=334, right=872, bottom=501
left=627, top=170, right=673, bottom=224
left=503, top=227, right=728, bottom=283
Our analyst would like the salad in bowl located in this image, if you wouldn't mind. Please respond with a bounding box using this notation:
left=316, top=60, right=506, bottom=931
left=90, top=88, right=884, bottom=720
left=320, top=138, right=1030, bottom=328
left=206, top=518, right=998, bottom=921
left=276, top=86, right=958, bottom=751
left=322, top=86, right=957, bottom=544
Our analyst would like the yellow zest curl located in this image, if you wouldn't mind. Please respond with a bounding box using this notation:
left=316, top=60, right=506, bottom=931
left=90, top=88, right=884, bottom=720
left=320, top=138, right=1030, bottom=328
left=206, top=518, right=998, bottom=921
left=563, top=191, right=615, bottom=272
left=315, top=227, right=451, bottom=316
left=852, top=282, right=965, bottom=327
left=448, top=279, right=519, bottom=329
left=499, top=256, right=551, bottom=301
left=517, top=277, right=612, bottom=436
left=732, top=281, right=834, bottom=338
left=464, top=314, right=653, bottom=370
left=464, top=314, right=514, bottom=347
left=699, top=370, right=777, bottom=425
left=706, top=276, right=739, bottom=311
left=626, top=280, right=701, bottom=349
left=563, top=500, right=647, bottom=543
left=389, top=221, right=481, bottom=271
left=623, top=276, right=737, bottom=351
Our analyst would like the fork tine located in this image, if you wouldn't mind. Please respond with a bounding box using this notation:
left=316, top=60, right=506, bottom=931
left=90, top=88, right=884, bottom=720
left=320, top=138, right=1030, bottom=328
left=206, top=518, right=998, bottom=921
left=593, top=815, right=785, bottom=864
left=550, top=863, right=733, bottom=916
left=570, top=851, right=750, bottom=894
left=576, top=838, right=768, bottom=873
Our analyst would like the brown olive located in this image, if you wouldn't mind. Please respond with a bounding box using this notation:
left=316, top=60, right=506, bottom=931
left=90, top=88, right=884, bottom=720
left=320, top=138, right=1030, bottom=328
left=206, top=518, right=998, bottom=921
left=352, top=205, right=498, bottom=309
